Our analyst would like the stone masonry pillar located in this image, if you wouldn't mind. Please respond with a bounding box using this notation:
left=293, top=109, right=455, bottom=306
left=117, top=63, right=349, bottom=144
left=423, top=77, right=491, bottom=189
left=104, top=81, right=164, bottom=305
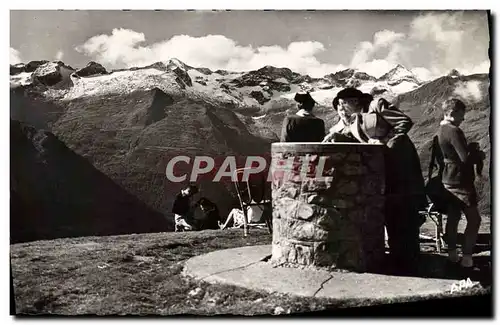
left=270, top=143, right=386, bottom=273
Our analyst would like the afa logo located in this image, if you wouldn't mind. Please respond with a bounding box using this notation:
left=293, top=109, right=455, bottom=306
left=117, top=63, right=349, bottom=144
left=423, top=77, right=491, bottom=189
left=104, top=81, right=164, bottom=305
left=450, top=278, right=475, bottom=294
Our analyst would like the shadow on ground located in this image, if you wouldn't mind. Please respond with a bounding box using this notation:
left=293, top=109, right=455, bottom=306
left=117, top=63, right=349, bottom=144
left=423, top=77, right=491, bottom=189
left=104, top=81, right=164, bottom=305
left=379, top=232, right=491, bottom=287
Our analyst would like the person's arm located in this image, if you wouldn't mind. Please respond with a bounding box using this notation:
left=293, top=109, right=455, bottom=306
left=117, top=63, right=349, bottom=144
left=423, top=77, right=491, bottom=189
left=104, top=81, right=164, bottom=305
left=319, top=119, right=326, bottom=141
left=322, top=121, right=342, bottom=143
left=171, top=197, right=180, bottom=214
left=280, top=117, right=290, bottom=142
left=374, top=98, right=413, bottom=135
left=322, top=133, right=336, bottom=143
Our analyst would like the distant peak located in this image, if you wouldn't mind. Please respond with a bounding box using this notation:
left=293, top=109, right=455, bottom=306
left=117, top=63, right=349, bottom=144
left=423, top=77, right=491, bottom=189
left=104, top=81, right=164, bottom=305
left=168, top=58, right=186, bottom=66
left=391, top=64, right=410, bottom=72
left=257, top=65, right=290, bottom=72
left=379, top=63, right=418, bottom=82
left=447, top=69, right=462, bottom=77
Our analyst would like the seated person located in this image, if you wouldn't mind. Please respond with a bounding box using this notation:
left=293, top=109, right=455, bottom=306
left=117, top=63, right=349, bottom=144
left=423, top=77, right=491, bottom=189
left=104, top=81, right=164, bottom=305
left=171, top=185, right=198, bottom=232
left=194, top=197, right=221, bottom=230
left=220, top=201, right=264, bottom=230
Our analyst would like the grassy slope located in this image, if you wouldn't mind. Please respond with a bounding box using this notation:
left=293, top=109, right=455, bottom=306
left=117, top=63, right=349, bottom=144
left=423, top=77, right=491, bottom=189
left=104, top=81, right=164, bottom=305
left=11, top=229, right=332, bottom=315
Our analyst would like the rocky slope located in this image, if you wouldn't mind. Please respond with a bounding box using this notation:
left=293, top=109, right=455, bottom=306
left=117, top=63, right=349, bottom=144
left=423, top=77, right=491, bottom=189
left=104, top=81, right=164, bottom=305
left=10, top=61, right=273, bottom=240
left=10, top=119, right=172, bottom=244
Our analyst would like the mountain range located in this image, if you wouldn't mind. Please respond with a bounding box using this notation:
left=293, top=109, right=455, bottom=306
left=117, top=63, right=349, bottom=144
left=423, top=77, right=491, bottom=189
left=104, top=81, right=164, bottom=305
left=10, top=58, right=491, bottom=242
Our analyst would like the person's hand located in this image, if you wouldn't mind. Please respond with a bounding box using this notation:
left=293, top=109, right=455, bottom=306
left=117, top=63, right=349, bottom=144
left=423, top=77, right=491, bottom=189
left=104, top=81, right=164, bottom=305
left=322, top=133, right=335, bottom=143
left=368, top=138, right=383, bottom=144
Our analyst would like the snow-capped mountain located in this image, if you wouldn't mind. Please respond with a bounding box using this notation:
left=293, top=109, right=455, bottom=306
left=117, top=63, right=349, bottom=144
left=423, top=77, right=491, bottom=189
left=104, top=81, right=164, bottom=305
left=324, top=68, right=377, bottom=88
left=7, top=59, right=435, bottom=110
left=379, top=64, right=421, bottom=85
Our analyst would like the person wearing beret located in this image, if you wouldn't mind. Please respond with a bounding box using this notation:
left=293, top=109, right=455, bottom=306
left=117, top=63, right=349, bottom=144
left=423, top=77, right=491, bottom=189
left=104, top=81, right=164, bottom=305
left=324, top=87, right=427, bottom=274
left=279, top=91, right=326, bottom=142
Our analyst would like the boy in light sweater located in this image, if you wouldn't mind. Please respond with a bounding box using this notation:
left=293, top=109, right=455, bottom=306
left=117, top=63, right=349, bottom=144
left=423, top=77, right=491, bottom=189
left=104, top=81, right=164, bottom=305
left=436, top=98, right=485, bottom=268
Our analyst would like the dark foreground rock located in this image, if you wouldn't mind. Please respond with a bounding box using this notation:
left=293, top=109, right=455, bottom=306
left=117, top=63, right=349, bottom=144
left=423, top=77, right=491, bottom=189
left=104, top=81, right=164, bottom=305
left=10, top=119, right=172, bottom=243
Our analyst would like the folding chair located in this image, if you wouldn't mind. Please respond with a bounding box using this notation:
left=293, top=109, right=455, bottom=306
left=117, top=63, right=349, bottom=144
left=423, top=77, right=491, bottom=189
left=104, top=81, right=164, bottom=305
left=232, top=167, right=273, bottom=236
left=419, top=203, right=445, bottom=253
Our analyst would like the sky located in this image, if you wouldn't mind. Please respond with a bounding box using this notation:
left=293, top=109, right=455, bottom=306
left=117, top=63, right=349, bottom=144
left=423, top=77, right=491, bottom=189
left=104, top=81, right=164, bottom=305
left=10, top=10, right=491, bottom=80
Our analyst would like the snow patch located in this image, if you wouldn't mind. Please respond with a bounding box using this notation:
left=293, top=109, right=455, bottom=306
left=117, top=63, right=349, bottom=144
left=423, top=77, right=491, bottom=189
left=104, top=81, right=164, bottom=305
left=35, top=62, right=60, bottom=76
left=252, top=114, right=267, bottom=120
left=391, top=81, right=419, bottom=94
left=62, top=68, right=183, bottom=100
left=10, top=72, right=33, bottom=87
left=274, top=77, right=289, bottom=84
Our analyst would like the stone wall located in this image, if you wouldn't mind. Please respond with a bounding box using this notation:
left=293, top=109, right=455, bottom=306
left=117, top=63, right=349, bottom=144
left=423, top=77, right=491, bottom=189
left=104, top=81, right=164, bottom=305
left=270, top=143, right=386, bottom=273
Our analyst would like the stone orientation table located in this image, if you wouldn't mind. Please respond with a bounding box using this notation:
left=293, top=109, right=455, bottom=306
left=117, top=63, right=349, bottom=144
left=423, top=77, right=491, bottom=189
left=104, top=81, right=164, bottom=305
left=270, top=142, right=386, bottom=273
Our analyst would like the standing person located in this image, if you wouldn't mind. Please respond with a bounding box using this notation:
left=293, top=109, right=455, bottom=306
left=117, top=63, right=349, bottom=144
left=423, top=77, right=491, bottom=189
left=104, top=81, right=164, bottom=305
left=436, top=98, right=484, bottom=268
left=280, top=91, right=326, bottom=142
left=323, top=91, right=374, bottom=142
left=323, top=88, right=427, bottom=273
left=171, top=185, right=198, bottom=232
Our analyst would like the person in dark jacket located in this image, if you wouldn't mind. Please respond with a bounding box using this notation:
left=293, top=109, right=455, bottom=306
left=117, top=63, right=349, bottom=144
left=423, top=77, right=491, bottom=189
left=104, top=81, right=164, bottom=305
left=323, top=88, right=427, bottom=273
left=280, top=91, right=325, bottom=142
left=194, top=197, right=222, bottom=230
left=172, top=185, right=198, bottom=231
left=436, top=98, right=484, bottom=268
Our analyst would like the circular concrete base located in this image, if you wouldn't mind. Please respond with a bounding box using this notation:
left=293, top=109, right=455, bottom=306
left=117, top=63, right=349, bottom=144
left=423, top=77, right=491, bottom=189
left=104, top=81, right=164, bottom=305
left=182, top=245, right=482, bottom=302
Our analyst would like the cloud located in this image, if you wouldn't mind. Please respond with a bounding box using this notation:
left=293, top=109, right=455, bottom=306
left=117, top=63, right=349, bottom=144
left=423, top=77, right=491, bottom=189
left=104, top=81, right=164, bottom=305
left=10, top=47, right=22, bottom=64
left=350, top=30, right=405, bottom=67
left=77, top=13, right=489, bottom=81
left=350, top=41, right=375, bottom=67
left=409, top=12, right=490, bottom=76
left=410, top=12, right=465, bottom=47
left=351, top=13, right=489, bottom=79
left=76, top=29, right=345, bottom=77
left=373, top=30, right=405, bottom=47
left=461, top=60, right=490, bottom=75
left=411, top=67, right=434, bottom=82
left=355, top=60, right=397, bottom=78
left=55, top=50, right=64, bottom=61
left=453, top=80, right=482, bottom=102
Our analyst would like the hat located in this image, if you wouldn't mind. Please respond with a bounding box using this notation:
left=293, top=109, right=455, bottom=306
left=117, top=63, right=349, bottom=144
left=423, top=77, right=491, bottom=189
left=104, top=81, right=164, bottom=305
left=332, top=87, right=373, bottom=112
left=336, top=87, right=365, bottom=100
left=294, top=91, right=316, bottom=105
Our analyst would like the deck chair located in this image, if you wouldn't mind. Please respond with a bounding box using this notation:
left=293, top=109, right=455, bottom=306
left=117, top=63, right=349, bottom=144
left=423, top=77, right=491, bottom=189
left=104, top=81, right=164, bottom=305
left=420, top=135, right=446, bottom=253
left=232, top=167, right=273, bottom=236
left=418, top=203, right=445, bottom=253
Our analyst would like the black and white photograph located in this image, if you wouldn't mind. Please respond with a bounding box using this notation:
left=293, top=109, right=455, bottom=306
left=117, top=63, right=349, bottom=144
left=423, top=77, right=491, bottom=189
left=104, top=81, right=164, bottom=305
left=9, top=7, right=493, bottom=317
